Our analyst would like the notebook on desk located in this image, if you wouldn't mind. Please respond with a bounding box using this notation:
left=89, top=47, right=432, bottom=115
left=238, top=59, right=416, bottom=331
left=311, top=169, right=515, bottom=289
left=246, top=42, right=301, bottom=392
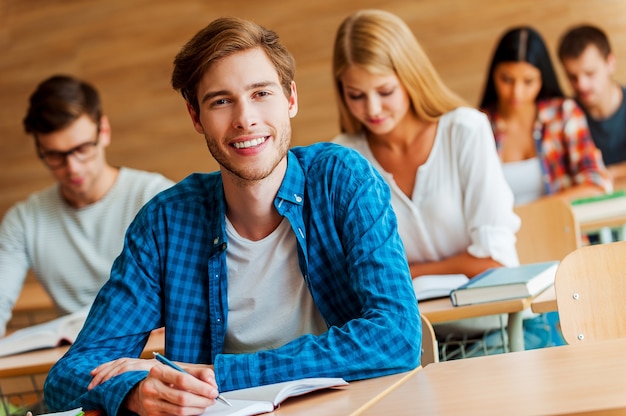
left=412, top=274, right=469, bottom=301
left=203, top=377, right=348, bottom=416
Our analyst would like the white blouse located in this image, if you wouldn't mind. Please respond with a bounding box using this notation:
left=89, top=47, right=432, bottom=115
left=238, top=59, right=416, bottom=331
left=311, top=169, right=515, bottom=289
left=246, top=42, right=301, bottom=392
left=333, top=107, right=520, bottom=269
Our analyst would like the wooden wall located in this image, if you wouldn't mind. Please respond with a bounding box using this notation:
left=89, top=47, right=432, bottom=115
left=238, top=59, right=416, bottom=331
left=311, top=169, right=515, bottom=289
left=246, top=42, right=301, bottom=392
left=2, top=0, right=626, bottom=217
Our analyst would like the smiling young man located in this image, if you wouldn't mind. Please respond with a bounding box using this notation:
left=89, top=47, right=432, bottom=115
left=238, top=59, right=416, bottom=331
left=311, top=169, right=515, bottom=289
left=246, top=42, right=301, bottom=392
left=558, top=25, right=626, bottom=186
left=43, top=17, right=421, bottom=416
left=0, top=75, right=174, bottom=336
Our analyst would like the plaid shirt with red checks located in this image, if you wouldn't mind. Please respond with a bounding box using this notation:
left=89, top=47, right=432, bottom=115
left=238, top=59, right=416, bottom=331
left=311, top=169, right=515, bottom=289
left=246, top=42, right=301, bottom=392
left=486, top=97, right=612, bottom=195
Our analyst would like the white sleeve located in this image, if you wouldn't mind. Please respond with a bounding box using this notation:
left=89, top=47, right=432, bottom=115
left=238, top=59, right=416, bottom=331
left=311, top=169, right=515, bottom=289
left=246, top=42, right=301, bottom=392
left=0, top=204, right=31, bottom=336
left=456, top=111, right=520, bottom=266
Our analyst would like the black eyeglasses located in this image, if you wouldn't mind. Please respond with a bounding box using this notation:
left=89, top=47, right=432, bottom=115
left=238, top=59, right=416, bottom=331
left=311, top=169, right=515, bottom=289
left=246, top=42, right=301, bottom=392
left=37, top=135, right=100, bottom=168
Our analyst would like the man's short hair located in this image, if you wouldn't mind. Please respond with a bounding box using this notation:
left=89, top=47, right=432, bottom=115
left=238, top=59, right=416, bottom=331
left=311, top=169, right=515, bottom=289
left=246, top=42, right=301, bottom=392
left=558, top=24, right=612, bottom=61
left=171, top=17, right=296, bottom=115
left=23, top=74, right=102, bottom=136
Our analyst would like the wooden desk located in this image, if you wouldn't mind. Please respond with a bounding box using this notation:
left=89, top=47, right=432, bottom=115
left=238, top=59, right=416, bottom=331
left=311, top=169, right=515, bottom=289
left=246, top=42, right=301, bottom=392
left=81, top=368, right=420, bottom=416
left=418, top=295, right=536, bottom=352
left=576, top=210, right=626, bottom=235
left=0, top=328, right=165, bottom=378
left=13, top=281, right=55, bottom=313
left=531, top=285, right=557, bottom=314
left=360, top=337, right=626, bottom=415
left=579, top=215, right=626, bottom=234
left=270, top=369, right=419, bottom=415
left=572, top=196, right=626, bottom=243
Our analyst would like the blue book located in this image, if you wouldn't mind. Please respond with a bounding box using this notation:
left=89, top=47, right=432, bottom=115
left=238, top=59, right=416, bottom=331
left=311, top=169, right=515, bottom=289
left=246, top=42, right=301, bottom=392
left=450, top=261, right=558, bottom=307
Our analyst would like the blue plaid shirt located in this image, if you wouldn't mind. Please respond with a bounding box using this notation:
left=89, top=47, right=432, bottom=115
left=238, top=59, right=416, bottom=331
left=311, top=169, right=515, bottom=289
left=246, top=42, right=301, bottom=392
left=44, top=143, right=421, bottom=415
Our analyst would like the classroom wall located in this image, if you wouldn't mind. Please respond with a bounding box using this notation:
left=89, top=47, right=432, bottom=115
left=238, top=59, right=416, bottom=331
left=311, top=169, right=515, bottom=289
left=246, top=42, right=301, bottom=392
left=2, top=0, right=626, bottom=217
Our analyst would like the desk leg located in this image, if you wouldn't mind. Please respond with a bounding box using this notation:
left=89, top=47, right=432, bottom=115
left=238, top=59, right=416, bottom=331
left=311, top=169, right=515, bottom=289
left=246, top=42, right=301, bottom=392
left=507, top=312, right=524, bottom=352
left=599, top=227, right=613, bottom=243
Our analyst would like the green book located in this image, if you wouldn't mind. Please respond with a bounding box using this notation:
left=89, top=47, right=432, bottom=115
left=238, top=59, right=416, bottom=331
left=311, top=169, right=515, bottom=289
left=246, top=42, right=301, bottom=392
left=571, top=190, right=626, bottom=206
left=570, top=191, right=626, bottom=224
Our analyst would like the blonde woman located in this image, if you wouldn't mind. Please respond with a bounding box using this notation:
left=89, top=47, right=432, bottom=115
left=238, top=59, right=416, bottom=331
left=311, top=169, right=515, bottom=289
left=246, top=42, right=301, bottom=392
left=331, top=9, right=521, bottom=352
left=332, top=9, right=519, bottom=280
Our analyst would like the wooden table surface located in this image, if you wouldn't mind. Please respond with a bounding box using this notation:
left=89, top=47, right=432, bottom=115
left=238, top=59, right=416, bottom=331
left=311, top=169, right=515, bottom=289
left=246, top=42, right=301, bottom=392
left=360, top=337, right=626, bottom=415
left=81, top=368, right=420, bottom=416
left=418, top=295, right=532, bottom=323
left=0, top=328, right=164, bottom=378
left=530, top=285, right=557, bottom=314
left=418, top=294, right=536, bottom=352
left=13, top=281, right=55, bottom=313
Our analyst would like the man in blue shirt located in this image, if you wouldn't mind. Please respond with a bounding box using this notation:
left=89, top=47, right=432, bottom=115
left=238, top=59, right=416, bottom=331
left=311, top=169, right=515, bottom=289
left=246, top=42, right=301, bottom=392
left=44, top=16, right=420, bottom=415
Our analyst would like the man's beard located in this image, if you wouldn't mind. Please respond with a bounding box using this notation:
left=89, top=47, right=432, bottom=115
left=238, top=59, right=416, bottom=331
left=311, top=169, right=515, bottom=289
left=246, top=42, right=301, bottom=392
left=205, top=125, right=291, bottom=185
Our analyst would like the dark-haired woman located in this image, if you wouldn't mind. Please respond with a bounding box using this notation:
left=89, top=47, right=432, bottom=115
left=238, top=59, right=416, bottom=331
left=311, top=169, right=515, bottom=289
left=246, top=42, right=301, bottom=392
left=479, top=26, right=611, bottom=349
left=480, top=26, right=611, bottom=205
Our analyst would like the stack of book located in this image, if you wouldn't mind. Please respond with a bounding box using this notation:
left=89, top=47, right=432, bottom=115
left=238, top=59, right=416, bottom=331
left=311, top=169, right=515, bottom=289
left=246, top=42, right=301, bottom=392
left=570, top=191, right=626, bottom=224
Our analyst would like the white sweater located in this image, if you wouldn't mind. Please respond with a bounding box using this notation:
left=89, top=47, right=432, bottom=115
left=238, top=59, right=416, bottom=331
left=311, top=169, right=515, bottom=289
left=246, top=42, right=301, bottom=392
left=0, top=167, right=174, bottom=335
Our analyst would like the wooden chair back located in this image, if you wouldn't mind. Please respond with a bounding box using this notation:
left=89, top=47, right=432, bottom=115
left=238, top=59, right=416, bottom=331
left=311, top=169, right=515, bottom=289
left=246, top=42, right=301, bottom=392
left=514, top=197, right=581, bottom=264
left=555, top=241, right=626, bottom=344
left=420, top=314, right=439, bottom=366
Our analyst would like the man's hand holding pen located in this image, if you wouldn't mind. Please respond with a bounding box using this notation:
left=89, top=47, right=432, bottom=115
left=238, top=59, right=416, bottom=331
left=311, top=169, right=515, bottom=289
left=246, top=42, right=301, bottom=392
left=89, top=356, right=223, bottom=416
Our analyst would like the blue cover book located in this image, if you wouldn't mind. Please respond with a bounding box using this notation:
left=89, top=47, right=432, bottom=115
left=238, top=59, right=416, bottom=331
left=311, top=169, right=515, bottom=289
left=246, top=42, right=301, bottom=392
left=450, top=261, right=558, bottom=306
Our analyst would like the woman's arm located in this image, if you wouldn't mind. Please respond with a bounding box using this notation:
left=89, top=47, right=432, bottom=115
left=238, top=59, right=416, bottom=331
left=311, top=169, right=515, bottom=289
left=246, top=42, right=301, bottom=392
left=410, top=252, right=502, bottom=278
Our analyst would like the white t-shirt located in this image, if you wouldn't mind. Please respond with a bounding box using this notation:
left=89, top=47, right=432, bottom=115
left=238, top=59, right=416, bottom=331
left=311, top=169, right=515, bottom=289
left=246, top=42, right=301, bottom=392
left=502, top=157, right=545, bottom=206
left=223, top=217, right=326, bottom=354
left=333, top=107, right=520, bottom=269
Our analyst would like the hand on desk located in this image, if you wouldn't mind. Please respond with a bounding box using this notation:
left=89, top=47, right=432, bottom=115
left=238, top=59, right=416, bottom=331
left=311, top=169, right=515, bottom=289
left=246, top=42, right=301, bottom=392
left=89, top=357, right=158, bottom=389
left=89, top=358, right=219, bottom=415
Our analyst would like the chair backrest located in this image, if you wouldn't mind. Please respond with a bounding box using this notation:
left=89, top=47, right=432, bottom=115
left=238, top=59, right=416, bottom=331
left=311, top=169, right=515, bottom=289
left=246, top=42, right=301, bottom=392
left=514, top=197, right=581, bottom=264
left=554, top=240, right=626, bottom=344
left=420, top=314, right=439, bottom=366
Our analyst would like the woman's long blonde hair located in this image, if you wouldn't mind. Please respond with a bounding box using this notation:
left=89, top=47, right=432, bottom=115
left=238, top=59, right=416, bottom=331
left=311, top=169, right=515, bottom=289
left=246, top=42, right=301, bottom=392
left=333, top=9, right=465, bottom=134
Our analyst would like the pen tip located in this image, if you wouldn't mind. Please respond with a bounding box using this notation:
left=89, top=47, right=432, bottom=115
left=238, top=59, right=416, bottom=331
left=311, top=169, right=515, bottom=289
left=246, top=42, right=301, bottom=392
left=218, top=395, right=233, bottom=406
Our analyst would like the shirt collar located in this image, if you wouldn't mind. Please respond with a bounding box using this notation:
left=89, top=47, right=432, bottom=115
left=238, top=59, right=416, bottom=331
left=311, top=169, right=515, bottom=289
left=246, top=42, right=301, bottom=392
left=275, top=150, right=305, bottom=211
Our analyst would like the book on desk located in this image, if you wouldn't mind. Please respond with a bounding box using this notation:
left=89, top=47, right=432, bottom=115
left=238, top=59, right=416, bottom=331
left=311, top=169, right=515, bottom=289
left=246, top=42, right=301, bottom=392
left=412, top=274, right=469, bottom=301
left=33, top=407, right=84, bottom=416
left=450, top=261, right=558, bottom=307
left=570, top=190, right=626, bottom=223
left=0, top=308, right=88, bottom=357
left=203, top=377, right=348, bottom=416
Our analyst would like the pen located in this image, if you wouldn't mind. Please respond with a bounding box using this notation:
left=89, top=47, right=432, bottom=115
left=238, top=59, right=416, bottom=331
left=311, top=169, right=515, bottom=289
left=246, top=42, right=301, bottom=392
left=153, top=351, right=232, bottom=407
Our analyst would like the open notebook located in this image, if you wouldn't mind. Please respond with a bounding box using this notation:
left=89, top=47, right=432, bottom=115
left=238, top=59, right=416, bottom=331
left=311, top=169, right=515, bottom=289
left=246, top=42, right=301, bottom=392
left=412, top=274, right=470, bottom=301
left=30, top=407, right=83, bottom=416
left=202, top=377, right=348, bottom=416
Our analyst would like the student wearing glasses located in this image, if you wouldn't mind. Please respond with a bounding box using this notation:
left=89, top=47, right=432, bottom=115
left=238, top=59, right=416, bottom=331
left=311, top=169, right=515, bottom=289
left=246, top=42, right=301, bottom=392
left=0, top=74, right=174, bottom=336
